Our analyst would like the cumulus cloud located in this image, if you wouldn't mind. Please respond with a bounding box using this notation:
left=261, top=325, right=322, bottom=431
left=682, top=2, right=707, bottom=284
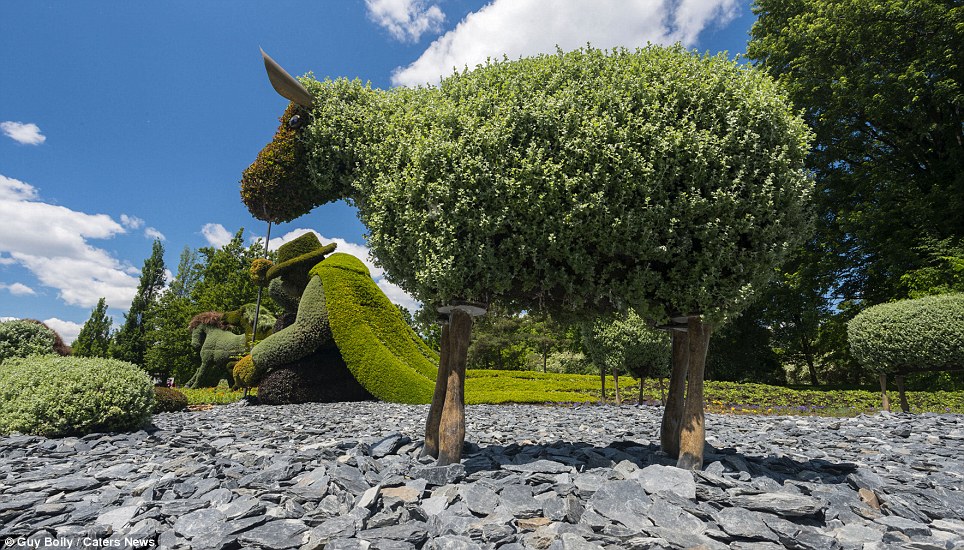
left=144, top=227, right=166, bottom=241
left=120, top=214, right=145, bottom=230
left=201, top=223, right=234, bottom=247
left=0, top=121, right=46, bottom=145
left=43, top=317, right=84, bottom=346
left=267, top=228, right=421, bottom=312
left=366, top=0, right=445, bottom=42
left=0, top=174, right=139, bottom=310
left=391, top=0, right=739, bottom=87
left=0, top=282, right=36, bottom=296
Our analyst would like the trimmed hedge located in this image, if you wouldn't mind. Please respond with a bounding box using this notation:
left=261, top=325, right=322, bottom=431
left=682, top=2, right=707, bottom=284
left=316, top=253, right=439, bottom=403
left=0, top=356, right=154, bottom=437
left=0, top=319, right=57, bottom=364
left=848, top=293, right=964, bottom=373
left=153, top=386, right=188, bottom=413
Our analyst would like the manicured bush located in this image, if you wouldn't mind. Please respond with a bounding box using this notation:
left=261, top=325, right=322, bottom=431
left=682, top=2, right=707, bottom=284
left=848, top=293, right=964, bottom=373
left=0, top=356, right=154, bottom=437
left=0, top=319, right=58, bottom=364
left=153, top=386, right=188, bottom=413
left=315, top=253, right=439, bottom=403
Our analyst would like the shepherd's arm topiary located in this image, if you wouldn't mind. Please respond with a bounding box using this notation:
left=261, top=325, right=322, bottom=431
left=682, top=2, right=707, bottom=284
left=245, top=45, right=812, bottom=468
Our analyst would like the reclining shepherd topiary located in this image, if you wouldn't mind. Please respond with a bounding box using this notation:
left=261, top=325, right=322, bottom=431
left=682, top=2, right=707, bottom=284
left=242, top=45, right=813, bottom=468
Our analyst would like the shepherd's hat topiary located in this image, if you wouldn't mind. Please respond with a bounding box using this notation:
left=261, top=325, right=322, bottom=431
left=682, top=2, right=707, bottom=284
left=265, top=232, right=336, bottom=281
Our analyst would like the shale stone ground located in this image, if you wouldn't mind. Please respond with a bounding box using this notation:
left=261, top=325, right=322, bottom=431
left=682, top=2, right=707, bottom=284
left=1, top=402, right=963, bottom=550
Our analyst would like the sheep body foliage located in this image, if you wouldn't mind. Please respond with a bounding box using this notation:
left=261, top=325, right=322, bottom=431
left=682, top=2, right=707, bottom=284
left=243, top=45, right=812, bottom=321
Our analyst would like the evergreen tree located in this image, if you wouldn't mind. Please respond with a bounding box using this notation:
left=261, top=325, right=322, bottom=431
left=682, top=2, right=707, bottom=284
left=72, top=297, right=112, bottom=358
left=111, top=239, right=166, bottom=366
left=144, top=247, right=201, bottom=382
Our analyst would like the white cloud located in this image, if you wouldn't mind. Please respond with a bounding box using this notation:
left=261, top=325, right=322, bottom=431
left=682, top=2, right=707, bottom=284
left=201, top=223, right=233, bottom=247
left=268, top=228, right=422, bottom=311
left=391, top=0, right=739, bottom=87
left=366, top=0, right=445, bottom=42
left=43, top=317, right=83, bottom=346
left=0, top=121, right=46, bottom=145
left=0, top=173, right=139, bottom=310
left=144, top=227, right=166, bottom=241
left=120, top=214, right=145, bottom=230
left=0, top=282, right=36, bottom=296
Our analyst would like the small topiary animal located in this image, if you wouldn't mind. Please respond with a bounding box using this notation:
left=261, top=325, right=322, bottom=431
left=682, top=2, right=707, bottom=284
left=186, top=305, right=276, bottom=388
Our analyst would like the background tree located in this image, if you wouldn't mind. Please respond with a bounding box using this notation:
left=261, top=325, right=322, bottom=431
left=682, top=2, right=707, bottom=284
left=72, top=297, right=112, bottom=358
left=747, top=0, right=964, bottom=305
left=111, top=239, right=166, bottom=366
left=144, top=247, right=202, bottom=382
left=583, top=310, right=670, bottom=405
left=706, top=300, right=784, bottom=385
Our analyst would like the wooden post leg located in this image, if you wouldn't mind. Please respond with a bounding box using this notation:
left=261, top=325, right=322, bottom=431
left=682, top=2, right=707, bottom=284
left=896, top=374, right=910, bottom=413
left=422, top=321, right=452, bottom=459
left=879, top=373, right=891, bottom=412
left=660, top=330, right=689, bottom=458
left=614, top=370, right=621, bottom=405
left=678, top=317, right=712, bottom=471
left=638, top=377, right=644, bottom=406
left=438, top=309, right=472, bottom=466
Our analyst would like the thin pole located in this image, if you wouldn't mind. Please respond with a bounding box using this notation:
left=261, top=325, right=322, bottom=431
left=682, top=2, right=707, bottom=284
left=250, top=221, right=272, bottom=349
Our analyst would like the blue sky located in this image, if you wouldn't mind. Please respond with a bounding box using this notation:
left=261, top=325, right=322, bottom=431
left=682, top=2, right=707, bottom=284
left=1, top=0, right=757, bottom=344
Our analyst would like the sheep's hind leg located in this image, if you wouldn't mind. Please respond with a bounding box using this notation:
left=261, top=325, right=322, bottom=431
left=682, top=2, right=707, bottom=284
left=660, top=330, right=689, bottom=458
left=677, top=317, right=712, bottom=471
left=437, top=309, right=472, bottom=466
left=422, top=321, right=452, bottom=459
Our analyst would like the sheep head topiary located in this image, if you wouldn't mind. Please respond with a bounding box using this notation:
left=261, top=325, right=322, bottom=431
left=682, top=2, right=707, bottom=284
left=244, top=46, right=813, bottom=468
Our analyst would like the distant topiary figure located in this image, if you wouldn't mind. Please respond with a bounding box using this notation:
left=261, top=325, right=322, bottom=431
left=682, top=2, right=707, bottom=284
left=0, top=319, right=68, bottom=364
left=848, top=293, right=964, bottom=412
left=186, top=304, right=276, bottom=388
left=234, top=235, right=439, bottom=404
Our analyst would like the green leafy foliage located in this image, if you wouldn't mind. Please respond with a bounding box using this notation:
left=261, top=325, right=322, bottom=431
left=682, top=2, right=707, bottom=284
left=246, top=45, right=812, bottom=323
left=73, top=297, right=112, bottom=358
left=583, top=310, right=670, bottom=380
left=0, top=319, right=57, bottom=364
left=848, top=293, right=964, bottom=374
left=153, top=386, right=188, bottom=413
left=0, top=356, right=154, bottom=436
left=706, top=302, right=784, bottom=384
left=748, top=0, right=964, bottom=304
left=112, top=239, right=166, bottom=366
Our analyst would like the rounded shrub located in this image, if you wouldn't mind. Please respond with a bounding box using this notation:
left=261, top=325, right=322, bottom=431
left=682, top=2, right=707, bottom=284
left=848, top=293, right=964, bottom=373
left=0, top=319, right=57, bottom=364
left=153, top=386, right=189, bottom=413
left=0, top=356, right=155, bottom=437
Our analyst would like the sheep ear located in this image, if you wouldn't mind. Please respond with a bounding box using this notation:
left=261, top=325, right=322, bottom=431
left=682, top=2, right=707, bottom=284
left=261, top=48, right=314, bottom=108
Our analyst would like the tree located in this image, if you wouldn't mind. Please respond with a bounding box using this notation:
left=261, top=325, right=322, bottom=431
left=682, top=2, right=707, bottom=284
left=72, top=298, right=112, bottom=358
left=245, top=45, right=812, bottom=468
left=111, top=240, right=166, bottom=366
left=192, top=228, right=270, bottom=313
left=747, top=0, right=964, bottom=305
left=583, top=310, right=671, bottom=405
left=466, top=309, right=528, bottom=370
left=705, top=300, right=783, bottom=385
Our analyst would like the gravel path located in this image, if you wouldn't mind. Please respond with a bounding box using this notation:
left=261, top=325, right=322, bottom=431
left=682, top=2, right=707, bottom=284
left=2, top=401, right=963, bottom=549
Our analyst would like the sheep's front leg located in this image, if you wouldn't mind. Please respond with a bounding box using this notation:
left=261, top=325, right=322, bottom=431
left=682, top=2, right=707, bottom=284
left=422, top=321, right=452, bottom=459
left=660, top=330, right=689, bottom=458
left=677, top=317, right=712, bottom=470
left=438, top=308, right=473, bottom=466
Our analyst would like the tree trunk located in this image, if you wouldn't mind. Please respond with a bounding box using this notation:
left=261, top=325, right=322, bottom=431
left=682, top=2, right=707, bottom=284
left=879, top=373, right=891, bottom=412
left=677, top=317, right=712, bottom=471
left=600, top=365, right=607, bottom=403
left=437, top=308, right=472, bottom=466
left=422, top=320, right=452, bottom=459
left=658, top=377, right=666, bottom=406
left=896, top=374, right=910, bottom=413
left=638, top=377, right=644, bottom=406
left=613, top=369, right=621, bottom=405
left=542, top=348, right=548, bottom=373
left=798, top=325, right=819, bottom=386
left=660, top=330, right=689, bottom=458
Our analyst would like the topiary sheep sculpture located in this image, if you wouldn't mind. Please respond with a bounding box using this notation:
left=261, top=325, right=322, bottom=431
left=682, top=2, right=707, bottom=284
left=243, top=45, right=812, bottom=468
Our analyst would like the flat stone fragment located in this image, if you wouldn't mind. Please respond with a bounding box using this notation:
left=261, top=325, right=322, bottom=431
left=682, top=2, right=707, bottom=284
left=588, top=480, right=652, bottom=532
left=728, top=491, right=827, bottom=518
left=715, top=506, right=779, bottom=541
left=173, top=507, right=226, bottom=539
left=502, top=459, right=572, bottom=474
left=95, top=505, right=141, bottom=531
left=874, top=514, right=932, bottom=538
left=236, top=519, right=308, bottom=549
left=632, top=464, right=697, bottom=499
left=425, top=535, right=483, bottom=550
left=412, top=464, right=466, bottom=486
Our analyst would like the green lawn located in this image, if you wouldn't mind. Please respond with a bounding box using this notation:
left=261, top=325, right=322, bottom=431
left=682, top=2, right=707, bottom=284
left=178, top=369, right=964, bottom=416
